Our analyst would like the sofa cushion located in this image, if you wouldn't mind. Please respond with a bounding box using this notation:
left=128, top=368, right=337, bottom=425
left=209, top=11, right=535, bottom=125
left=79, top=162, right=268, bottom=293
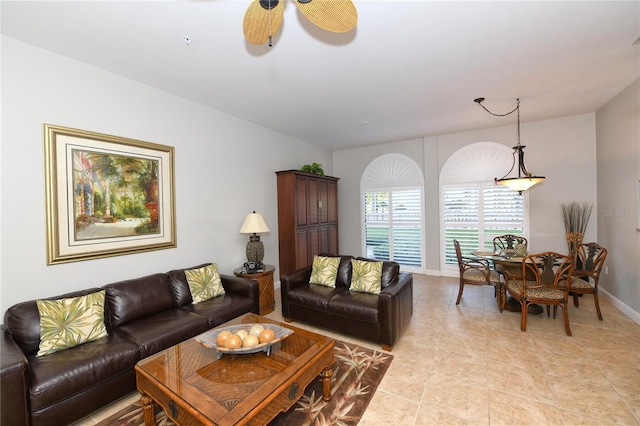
left=28, top=330, right=139, bottom=412
left=309, top=255, right=341, bottom=287
left=328, top=291, right=380, bottom=323
left=349, top=259, right=383, bottom=294
left=335, top=255, right=355, bottom=288
left=185, top=264, right=225, bottom=303
left=168, top=264, right=211, bottom=306
left=3, top=288, right=103, bottom=355
left=103, top=274, right=174, bottom=329
left=180, top=292, right=255, bottom=326
left=36, top=290, right=108, bottom=357
left=286, top=284, right=346, bottom=313
left=356, top=257, right=400, bottom=288
left=114, top=309, right=209, bottom=358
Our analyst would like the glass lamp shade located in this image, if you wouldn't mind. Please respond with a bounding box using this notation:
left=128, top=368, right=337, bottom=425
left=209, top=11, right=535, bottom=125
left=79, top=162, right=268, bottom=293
left=496, top=176, right=545, bottom=193
left=495, top=144, right=545, bottom=194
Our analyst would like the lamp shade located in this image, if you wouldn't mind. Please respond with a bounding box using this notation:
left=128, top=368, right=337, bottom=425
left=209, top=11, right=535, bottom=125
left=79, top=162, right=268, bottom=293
left=496, top=176, right=545, bottom=192
left=239, top=211, right=270, bottom=234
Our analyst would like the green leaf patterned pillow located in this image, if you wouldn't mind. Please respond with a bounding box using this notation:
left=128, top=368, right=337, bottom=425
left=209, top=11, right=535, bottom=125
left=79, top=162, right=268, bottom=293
left=350, top=259, right=383, bottom=294
left=310, top=255, right=341, bottom=287
left=36, top=290, right=108, bottom=357
left=185, top=263, right=225, bottom=304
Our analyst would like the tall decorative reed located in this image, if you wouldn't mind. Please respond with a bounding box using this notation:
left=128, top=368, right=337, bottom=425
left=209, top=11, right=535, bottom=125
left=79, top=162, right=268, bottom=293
left=561, top=201, right=593, bottom=256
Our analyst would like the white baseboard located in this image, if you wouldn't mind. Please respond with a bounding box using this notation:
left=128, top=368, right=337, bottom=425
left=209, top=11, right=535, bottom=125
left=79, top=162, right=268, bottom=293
left=600, top=287, right=640, bottom=325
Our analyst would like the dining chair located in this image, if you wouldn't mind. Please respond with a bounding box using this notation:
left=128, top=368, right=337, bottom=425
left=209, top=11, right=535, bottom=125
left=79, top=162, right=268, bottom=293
left=571, top=242, right=607, bottom=320
left=454, top=239, right=503, bottom=310
left=493, top=234, right=528, bottom=254
left=502, top=252, right=574, bottom=336
left=492, top=235, right=528, bottom=272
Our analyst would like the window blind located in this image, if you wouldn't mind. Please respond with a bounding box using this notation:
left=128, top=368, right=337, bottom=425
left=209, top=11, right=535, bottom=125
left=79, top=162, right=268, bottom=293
left=443, top=184, right=524, bottom=264
left=363, top=189, right=422, bottom=268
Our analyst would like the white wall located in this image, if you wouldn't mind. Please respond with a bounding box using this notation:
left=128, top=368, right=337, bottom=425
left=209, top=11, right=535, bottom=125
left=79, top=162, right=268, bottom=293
left=0, top=36, right=332, bottom=313
left=595, top=79, right=640, bottom=316
left=334, top=113, right=598, bottom=273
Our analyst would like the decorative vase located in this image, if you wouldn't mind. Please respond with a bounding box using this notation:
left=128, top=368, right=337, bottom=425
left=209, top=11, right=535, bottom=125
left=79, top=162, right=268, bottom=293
left=561, top=201, right=592, bottom=257
left=565, top=232, right=584, bottom=257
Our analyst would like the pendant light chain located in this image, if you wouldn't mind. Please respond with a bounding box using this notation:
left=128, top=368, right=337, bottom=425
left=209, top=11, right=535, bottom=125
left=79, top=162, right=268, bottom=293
left=476, top=98, right=519, bottom=118
left=268, top=0, right=273, bottom=47
left=476, top=98, right=522, bottom=146
left=516, top=100, right=520, bottom=147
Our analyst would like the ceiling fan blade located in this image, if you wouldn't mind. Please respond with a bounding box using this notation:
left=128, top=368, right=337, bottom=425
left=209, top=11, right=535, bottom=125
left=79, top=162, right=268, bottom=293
left=295, top=0, right=357, bottom=33
left=243, top=0, right=285, bottom=45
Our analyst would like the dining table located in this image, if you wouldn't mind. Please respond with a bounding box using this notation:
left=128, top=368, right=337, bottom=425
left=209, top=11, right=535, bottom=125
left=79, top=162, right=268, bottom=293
left=471, top=250, right=544, bottom=314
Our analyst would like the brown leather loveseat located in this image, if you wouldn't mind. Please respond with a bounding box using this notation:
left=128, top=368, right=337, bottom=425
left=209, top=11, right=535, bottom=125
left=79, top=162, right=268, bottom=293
left=280, top=255, right=413, bottom=351
left=1, top=263, right=259, bottom=426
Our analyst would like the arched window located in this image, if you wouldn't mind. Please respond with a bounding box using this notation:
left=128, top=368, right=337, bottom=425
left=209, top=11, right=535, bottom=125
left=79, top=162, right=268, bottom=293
left=440, top=142, right=529, bottom=276
left=361, top=154, right=424, bottom=272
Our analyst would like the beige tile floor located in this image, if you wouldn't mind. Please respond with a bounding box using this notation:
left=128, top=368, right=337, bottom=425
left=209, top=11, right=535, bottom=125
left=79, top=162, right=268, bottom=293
left=76, top=274, right=640, bottom=425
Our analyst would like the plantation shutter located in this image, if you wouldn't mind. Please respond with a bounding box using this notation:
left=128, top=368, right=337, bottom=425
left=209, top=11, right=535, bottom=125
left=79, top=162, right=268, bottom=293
left=443, top=186, right=480, bottom=264
left=363, top=189, right=422, bottom=268
left=483, top=185, right=525, bottom=248
left=364, top=192, right=390, bottom=259
left=391, top=190, right=422, bottom=266
left=442, top=183, right=524, bottom=266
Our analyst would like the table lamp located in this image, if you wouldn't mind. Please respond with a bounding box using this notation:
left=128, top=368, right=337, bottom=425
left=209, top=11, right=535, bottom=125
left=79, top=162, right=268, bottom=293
left=239, top=211, right=270, bottom=269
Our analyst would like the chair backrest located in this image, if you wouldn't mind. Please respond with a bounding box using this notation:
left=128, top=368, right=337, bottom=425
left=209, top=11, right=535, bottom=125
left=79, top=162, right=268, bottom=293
left=453, top=239, right=464, bottom=271
left=521, top=252, right=574, bottom=288
left=574, top=242, right=607, bottom=279
left=493, top=234, right=528, bottom=252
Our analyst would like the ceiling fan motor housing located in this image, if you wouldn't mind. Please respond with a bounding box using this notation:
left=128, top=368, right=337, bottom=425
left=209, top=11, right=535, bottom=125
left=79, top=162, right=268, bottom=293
left=258, top=0, right=279, bottom=10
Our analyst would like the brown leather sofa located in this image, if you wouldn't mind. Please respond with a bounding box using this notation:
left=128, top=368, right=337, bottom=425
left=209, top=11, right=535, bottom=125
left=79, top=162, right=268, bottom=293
left=1, top=263, right=259, bottom=426
left=280, top=256, right=413, bottom=351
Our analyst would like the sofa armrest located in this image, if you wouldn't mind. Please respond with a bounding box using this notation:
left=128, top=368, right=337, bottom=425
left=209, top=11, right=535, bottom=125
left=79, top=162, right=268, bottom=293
left=1, top=327, right=30, bottom=426
left=378, top=272, right=413, bottom=350
left=280, top=266, right=313, bottom=318
left=220, top=274, right=260, bottom=314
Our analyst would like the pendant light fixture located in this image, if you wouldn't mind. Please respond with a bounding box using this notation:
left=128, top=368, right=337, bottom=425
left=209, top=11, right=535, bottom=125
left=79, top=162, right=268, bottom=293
left=474, top=97, right=545, bottom=194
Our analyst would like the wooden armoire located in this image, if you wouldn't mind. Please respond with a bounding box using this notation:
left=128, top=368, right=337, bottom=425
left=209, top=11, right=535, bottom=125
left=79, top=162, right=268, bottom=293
left=276, top=170, right=339, bottom=278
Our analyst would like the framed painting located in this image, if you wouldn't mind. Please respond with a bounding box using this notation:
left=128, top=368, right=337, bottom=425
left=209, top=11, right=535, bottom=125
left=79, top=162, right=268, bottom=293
left=44, top=124, right=176, bottom=264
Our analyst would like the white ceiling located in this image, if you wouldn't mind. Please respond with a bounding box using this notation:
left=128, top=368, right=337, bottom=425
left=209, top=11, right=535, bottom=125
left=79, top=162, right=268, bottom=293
left=2, top=1, right=639, bottom=150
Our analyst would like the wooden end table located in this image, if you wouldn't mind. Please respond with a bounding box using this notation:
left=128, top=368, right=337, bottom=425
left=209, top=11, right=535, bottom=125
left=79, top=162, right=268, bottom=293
left=234, top=264, right=275, bottom=315
left=135, top=313, right=334, bottom=426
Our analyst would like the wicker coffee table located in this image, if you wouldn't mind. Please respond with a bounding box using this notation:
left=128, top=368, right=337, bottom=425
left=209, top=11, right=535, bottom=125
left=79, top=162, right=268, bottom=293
left=135, top=313, right=335, bottom=426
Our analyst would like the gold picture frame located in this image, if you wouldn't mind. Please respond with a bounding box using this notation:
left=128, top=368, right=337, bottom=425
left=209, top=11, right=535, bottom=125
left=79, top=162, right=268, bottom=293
left=44, top=124, right=176, bottom=264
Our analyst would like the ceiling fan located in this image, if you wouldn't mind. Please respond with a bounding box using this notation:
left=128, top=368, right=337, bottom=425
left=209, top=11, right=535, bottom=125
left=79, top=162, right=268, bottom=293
left=243, top=0, right=358, bottom=46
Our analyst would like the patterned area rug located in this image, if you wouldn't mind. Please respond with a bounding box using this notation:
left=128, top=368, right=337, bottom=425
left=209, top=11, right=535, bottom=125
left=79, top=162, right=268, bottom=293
left=96, top=340, right=393, bottom=426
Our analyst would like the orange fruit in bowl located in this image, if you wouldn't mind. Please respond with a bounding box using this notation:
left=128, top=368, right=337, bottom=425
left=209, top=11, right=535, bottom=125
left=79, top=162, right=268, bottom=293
left=259, top=329, right=275, bottom=343
left=224, top=334, right=243, bottom=349
left=242, top=334, right=259, bottom=348
left=216, top=330, right=231, bottom=347
left=249, top=324, right=265, bottom=337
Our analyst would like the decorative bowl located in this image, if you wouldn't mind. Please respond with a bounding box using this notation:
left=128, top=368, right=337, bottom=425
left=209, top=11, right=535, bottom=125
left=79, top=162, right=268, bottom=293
left=195, top=323, right=293, bottom=359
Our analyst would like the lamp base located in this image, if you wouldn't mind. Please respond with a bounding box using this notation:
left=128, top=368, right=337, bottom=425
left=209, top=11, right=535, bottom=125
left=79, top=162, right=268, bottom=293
left=246, top=234, right=265, bottom=265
